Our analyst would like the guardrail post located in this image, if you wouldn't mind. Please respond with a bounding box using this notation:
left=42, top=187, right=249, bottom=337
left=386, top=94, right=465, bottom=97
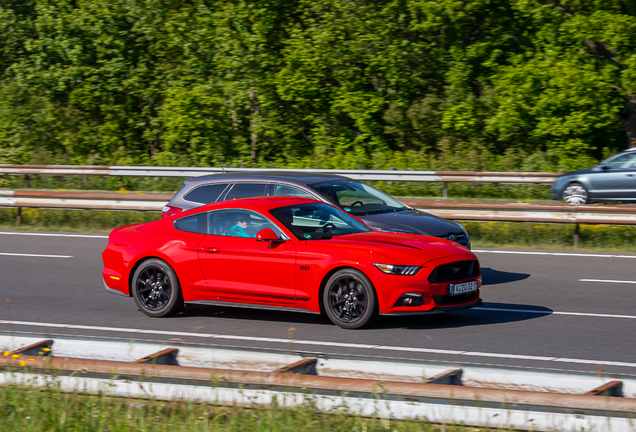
left=443, top=182, right=448, bottom=199
left=16, top=207, right=21, bottom=226
left=83, top=175, right=88, bottom=186
left=573, top=223, right=580, bottom=248
left=23, top=175, right=29, bottom=188
left=586, top=380, right=623, bottom=397
left=10, top=339, right=53, bottom=356
left=119, top=177, right=124, bottom=190
left=426, top=368, right=463, bottom=385
left=388, top=167, right=395, bottom=186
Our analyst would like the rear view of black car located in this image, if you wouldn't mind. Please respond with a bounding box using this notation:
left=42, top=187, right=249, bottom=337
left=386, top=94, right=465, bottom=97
left=162, top=172, right=471, bottom=249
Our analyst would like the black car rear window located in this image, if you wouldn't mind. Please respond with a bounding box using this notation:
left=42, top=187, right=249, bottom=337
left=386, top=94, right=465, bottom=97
left=225, top=183, right=268, bottom=200
left=174, top=213, right=208, bottom=234
left=184, top=184, right=229, bottom=204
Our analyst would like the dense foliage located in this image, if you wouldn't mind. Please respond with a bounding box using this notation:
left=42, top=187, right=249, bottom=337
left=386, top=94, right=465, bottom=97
left=2, top=0, right=636, bottom=171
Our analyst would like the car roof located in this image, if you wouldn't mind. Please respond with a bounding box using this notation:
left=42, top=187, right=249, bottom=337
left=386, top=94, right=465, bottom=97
left=178, top=196, right=326, bottom=217
left=185, top=171, right=351, bottom=187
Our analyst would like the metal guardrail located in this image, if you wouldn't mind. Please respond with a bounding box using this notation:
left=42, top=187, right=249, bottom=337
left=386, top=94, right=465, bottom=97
left=1, top=333, right=634, bottom=431
left=0, top=164, right=559, bottom=184
left=401, top=200, right=636, bottom=225
left=2, top=190, right=635, bottom=246
left=1, top=190, right=635, bottom=226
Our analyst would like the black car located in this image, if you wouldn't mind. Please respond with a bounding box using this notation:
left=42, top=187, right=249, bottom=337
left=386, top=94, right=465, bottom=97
left=162, top=172, right=470, bottom=248
left=551, top=148, right=636, bottom=204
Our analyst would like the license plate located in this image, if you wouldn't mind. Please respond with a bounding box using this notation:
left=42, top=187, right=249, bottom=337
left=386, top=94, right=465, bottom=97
left=449, top=280, right=478, bottom=295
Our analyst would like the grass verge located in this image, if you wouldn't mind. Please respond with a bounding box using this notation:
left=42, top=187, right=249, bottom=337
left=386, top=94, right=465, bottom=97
left=1, top=207, right=635, bottom=252
left=0, top=382, right=486, bottom=432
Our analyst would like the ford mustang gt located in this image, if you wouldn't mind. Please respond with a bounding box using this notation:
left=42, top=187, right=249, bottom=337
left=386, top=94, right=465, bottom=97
left=102, top=197, right=482, bottom=329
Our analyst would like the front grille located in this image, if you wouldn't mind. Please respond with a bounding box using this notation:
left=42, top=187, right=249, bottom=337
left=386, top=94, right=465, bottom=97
left=438, top=233, right=469, bottom=247
left=428, top=260, right=479, bottom=283
left=432, top=292, right=478, bottom=306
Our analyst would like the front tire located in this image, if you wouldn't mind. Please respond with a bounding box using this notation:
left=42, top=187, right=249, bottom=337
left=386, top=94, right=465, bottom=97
left=323, top=269, right=377, bottom=329
left=563, top=182, right=588, bottom=205
left=132, top=259, right=183, bottom=317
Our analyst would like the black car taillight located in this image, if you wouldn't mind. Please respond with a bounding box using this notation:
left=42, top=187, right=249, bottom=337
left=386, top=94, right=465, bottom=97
left=162, top=205, right=183, bottom=218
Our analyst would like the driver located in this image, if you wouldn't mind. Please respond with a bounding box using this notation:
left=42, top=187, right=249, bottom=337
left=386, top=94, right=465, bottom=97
left=229, top=213, right=251, bottom=238
left=276, top=208, right=305, bottom=239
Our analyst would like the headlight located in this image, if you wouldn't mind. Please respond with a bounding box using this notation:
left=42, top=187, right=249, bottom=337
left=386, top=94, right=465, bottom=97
left=374, top=263, right=421, bottom=275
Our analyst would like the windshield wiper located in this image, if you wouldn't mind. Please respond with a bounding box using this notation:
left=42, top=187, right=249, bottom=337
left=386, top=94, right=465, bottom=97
left=358, top=207, right=406, bottom=216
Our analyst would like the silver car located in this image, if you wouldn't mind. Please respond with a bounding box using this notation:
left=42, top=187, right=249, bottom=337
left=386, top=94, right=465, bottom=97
left=551, top=148, right=636, bottom=205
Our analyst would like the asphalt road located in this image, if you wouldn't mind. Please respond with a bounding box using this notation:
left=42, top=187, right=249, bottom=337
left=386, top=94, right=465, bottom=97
left=1, top=230, right=635, bottom=377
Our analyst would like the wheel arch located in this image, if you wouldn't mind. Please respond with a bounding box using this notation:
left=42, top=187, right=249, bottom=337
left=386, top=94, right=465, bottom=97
left=127, top=255, right=178, bottom=298
left=317, top=265, right=377, bottom=315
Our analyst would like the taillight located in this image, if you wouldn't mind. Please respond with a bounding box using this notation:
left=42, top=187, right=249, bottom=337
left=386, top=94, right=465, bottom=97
left=162, top=205, right=182, bottom=218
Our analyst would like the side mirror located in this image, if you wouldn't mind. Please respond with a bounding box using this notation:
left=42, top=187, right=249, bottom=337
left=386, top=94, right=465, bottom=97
left=256, top=228, right=284, bottom=242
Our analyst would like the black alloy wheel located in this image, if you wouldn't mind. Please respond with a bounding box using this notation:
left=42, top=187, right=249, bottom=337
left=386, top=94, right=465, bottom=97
left=132, top=259, right=183, bottom=317
left=323, top=269, right=377, bottom=329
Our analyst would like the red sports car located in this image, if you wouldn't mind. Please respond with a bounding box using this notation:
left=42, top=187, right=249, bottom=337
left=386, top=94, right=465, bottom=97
left=102, top=197, right=482, bottom=329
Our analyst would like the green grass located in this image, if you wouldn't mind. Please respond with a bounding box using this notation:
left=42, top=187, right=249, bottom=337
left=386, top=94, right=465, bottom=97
left=0, top=207, right=161, bottom=233
left=0, top=382, right=488, bottom=432
left=1, top=207, right=635, bottom=252
left=463, top=221, right=636, bottom=252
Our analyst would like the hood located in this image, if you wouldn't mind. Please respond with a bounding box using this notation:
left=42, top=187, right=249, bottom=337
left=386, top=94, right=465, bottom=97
left=328, top=231, right=473, bottom=265
left=561, top=167, right=596, bottom=177
left=358, top=208, right=464, bottom=237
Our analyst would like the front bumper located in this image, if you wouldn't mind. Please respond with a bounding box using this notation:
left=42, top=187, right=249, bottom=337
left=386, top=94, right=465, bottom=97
left=381, top=299, right=482, bottom=316
left=551, top=177, right=569, bottom=200
left=372, top=254, right=482, bottom=315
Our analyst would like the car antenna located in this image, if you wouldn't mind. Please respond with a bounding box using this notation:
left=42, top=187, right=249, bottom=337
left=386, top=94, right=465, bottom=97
left=212, top=154, right=227, bottom=173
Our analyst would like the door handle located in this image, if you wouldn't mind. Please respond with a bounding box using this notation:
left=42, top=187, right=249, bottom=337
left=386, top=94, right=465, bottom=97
left=200, top=247, right=220, bottom=253
left=627, top=174, right=634, bottom=177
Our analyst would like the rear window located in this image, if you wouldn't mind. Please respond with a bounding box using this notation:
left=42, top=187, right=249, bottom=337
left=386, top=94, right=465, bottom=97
left=225, top=183, right=268, bottom=200
left=174, top=213, right=208, bottom=234
left=184, top=184, right=229, bottom=204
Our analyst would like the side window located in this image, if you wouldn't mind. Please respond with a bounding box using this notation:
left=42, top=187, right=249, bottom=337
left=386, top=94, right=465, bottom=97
left=208, top=210, right=282, bottom=238
left=184, top=184, right=229, bottom=204
left=606, top=153, right=636, bottom=169
left=274, top=184, right=314, bottom=199
left=174, top=213, right=208, bottom=234
left=224, top=183, right=269, bottom=200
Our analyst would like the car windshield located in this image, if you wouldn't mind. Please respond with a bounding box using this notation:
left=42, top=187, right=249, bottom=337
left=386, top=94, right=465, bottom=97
left=269, top=203, right=371, bottom=240
left=310, top=181, right=406, bottom=216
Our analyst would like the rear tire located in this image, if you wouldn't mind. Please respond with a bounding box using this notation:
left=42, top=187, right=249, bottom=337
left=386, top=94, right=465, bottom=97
left=563, top=182, right=588, bottom=205
left=132, top=259, right=183, bottom=317
left=323, top=269, right=377, bottom=329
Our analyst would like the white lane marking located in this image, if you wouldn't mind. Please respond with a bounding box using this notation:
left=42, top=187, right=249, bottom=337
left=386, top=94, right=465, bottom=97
left=0, top=231, right=108, bottom=239
left=1, top=319, right=635, bottom=368
left=473, top=249, right=636, bottom=258
left=0, top=252, right=72, bottom=258
left=475, top=307, right=636, bottom=320
left=579, top=279, right=636, bottom=284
